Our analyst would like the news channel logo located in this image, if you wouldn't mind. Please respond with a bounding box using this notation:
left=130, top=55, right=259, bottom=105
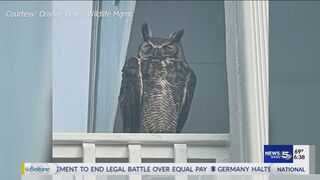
left=264, top=145, right=293, bottom=163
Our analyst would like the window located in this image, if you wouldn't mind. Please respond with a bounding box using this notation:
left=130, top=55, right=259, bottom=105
left=89, top=1, right=229, bottom=134
left=53, top=0, right=269, bottom=165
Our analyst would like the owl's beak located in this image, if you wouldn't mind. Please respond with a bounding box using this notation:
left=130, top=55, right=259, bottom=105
left=152, top=48, right=160, bottom=57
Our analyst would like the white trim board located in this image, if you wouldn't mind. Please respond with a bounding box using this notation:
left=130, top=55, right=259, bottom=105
left=225, top=0, right=269, bottom=163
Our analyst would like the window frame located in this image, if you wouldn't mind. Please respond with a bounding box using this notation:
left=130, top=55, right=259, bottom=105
left=85, top=0, right=269, bottom=163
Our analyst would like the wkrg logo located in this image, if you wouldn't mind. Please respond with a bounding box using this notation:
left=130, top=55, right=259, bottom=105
left=264, top=145, right=293, bottom=163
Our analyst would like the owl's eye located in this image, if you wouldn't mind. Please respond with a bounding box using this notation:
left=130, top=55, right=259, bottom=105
left=143, top=44, right=152, bottom=48
left=164, top=45, right=174, bottom=51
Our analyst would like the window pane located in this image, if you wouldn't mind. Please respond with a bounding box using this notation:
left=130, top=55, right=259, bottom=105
left=53, top=1, right=92, bottom=132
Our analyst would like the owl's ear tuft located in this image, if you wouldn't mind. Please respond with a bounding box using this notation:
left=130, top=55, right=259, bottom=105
left=142, top=22, right=152, bottom=41
left=170, top=29, right=184, bottom=42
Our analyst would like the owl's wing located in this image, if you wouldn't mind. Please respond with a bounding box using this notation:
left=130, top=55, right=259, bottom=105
left=176, top=69, right=197, bottom=133
left=119, top=57, right=142, bottom=133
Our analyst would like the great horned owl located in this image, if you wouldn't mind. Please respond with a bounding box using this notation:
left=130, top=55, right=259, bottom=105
left=119, top=23, right=196, bottom=133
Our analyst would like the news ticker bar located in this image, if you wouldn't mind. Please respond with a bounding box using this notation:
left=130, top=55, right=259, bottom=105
left=22, top=145, right=316, bottom=175
left=21, top=163, right=310, bottom=176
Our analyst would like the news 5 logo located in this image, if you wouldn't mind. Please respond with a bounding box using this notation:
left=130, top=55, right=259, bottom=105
left=264, top=145, right=293, bottom=163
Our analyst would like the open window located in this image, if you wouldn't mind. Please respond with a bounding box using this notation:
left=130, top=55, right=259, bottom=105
left=89, top=1, right=230, bottom=134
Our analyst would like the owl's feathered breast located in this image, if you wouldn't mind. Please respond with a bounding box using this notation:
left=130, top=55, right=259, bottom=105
left=139, top=57, right=189, bottom=133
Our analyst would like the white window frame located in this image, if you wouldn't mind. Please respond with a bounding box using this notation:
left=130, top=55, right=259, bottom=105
left=225, top=0, right=269, bottom=163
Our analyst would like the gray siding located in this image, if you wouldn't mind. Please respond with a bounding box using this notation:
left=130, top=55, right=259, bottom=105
left=270, top=1, right=320, bottom=144
left=0, top=2, right=52, bottom=180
